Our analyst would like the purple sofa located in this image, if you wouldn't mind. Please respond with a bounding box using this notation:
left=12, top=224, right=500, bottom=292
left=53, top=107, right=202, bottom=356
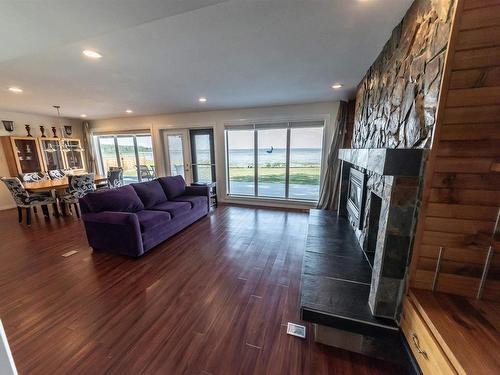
left=79, top=176, right=210, bottom=257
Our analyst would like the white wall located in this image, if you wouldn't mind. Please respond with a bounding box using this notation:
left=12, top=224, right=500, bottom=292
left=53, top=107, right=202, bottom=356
left=0, top=110, right=84, bottom=210
left=90, top=101, right=340, bottom=209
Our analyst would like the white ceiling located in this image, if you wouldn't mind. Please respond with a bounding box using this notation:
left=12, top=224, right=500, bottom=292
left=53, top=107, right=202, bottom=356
left=0, top=0, right=413, bottom=120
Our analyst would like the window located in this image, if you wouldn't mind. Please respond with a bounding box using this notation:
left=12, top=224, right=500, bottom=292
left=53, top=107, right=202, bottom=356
left=94, top=133, right=155, bottom=184
left=225, top=121, right=324, bottom=201
left=289, top=127, right=323, bottom=200
left=226, top=129, right=254, bottom=196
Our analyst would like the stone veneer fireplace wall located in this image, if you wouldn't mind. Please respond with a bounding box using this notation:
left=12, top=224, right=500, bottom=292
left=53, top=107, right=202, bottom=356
left=352, top=0, right=456, bottom=149
left=336, top=0, right=456, bottom=319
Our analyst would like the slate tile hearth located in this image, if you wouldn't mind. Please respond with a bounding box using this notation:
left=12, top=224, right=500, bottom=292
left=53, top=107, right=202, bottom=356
left=303, top=252, right=372, bottom=284
left=300, top=209, right=406, bottom=363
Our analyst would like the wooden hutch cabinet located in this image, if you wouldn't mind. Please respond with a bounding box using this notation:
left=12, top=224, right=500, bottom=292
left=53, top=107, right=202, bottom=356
left=39, top=137, right=66, bottom=171
left=62, top=138, right=86, bottom=171
left=1, top=136, right=44, bottom=176
left=1, top=136, right=86, bottom=176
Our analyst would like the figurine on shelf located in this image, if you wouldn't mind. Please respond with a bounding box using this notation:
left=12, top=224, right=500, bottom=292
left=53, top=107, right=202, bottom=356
left=25, top=124, right=32, bottom=137
left=51, top=126, right=58, bottom=138
left=40, top=125, right=46, bottom=138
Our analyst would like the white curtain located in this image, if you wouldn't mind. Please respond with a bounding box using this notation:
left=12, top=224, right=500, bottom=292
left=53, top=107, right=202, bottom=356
left=317, top=101, right=348, bottom=210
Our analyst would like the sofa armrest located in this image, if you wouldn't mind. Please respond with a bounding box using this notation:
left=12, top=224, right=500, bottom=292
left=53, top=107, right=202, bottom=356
left=81, top=211, right=144, bottom=257
left=185, top=185, right=210, bottom=197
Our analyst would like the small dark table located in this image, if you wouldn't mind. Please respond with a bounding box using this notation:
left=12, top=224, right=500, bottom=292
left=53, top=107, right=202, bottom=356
left=192, top=182, right=217, bottom=208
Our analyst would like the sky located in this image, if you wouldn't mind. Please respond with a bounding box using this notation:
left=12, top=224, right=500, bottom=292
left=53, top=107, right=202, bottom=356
left=227, top=127, right=323, bottom=149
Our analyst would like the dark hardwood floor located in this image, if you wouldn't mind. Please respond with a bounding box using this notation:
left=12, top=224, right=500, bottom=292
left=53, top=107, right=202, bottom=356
left=0, top=204, right=407, bottom=375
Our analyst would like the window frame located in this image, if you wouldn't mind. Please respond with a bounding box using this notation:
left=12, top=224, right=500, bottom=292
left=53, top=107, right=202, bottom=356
left=225, top=120, right=325, bottom=202
left=93, top=132, right=154, bottom=183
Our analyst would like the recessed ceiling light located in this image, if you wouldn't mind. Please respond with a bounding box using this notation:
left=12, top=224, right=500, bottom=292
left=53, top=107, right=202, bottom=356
left=82, top=49, right=102, bottom=59
left=80, top=114, right=87, bottom=118
left=126, top=109, right=133, bottom=114
left=8, top=87, right=23, bottom=93
left=331, top=84, right=343, bottom=89
left=198, top=97, right=207, bottom=103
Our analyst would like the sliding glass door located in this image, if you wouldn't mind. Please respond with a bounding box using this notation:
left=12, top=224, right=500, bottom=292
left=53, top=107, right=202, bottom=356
left=257, top=128, right=287, bottom=198
left=116, top=136, right=139, bottom=183
left=289, top=127, right=324, bottom=200
left=226, top=129, right=255, bottom=196
left=94, top=133, right=155, bottom=184
left=226, top=121, right=324, bottom=201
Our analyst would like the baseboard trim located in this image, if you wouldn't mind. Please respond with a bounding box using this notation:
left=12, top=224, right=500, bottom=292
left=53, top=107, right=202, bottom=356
left=0, top=204, right=16, bottom=211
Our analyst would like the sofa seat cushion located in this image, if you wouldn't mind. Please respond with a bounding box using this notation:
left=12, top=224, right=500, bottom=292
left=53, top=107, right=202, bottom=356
left=131, top=180, right=168, bottom=209
left=84, top=185, right=144, bottom=213
left=158, top=176, right=186, bottom=200
left=149, top=201, right=191, bottom=218
left=135, top=210, right=171, bottom=232
left=173, top=195, right=208, bottom=210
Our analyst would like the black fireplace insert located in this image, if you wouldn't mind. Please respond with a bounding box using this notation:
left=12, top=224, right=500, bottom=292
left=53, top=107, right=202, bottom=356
left=347, top=167, right=366, bottom=229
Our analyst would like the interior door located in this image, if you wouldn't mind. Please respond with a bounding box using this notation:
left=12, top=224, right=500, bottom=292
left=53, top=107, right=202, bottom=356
left=163, top=130, right=192, bottom=184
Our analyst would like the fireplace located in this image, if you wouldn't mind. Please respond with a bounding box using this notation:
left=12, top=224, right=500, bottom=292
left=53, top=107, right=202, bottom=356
left=346, top=168, right=366, bottom=229
left=338, top=148, right=424, bottom=318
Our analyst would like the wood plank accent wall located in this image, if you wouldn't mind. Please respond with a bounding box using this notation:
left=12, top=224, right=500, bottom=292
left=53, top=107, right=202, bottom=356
left=409, top=0, right=500, bottom=301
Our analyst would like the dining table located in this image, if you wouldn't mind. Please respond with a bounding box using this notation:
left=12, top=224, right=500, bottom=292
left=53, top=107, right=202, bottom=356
left=23, top=174, right=107, bottom=216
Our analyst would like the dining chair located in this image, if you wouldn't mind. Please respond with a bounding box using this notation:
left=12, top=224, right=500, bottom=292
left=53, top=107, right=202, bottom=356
left=48, top=169, right=66, bottom=180
left=20, top=172, right=50, bottom=183
left=61, top=174, right=95, bottom=218
left=148, top=165, right=156, bottom=178
left=1, top=177, right=56, bottom=226
left=107, top=168, right=123, bottom=188
left=138, top=165, right=153, bottom=181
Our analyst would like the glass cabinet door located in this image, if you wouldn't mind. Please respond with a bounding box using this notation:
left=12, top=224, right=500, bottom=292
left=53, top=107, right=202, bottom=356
left=13, top=138, right=42, bottom=173
left=63, top=139, right=85, bottom=170
left=40, top=139, right=65, bottom=171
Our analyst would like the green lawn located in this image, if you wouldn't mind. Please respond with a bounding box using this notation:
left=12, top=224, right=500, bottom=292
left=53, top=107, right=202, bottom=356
left=229, top=167, right=320, bottom=185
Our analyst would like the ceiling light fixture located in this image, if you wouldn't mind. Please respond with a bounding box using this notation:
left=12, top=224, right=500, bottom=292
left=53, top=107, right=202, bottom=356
left=331, top=84, right=343, bottom=89
left=8, top=87, right=23, bottom=93
left=126, top=109, right=133, bottom=114
left=82, top=49, right=103, bottom=59
left=80, top=114, right=87, bottom=118
left=198, top=97, right=207, bottom=103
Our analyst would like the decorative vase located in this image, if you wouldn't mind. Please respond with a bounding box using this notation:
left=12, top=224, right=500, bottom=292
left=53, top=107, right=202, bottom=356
left=40, top=125, right=46, bottom=138
left=25, top=124, right=32, bottom=137
left=51, top=126, right=57, bottom=138
left=2, top=120, right=14, bottom=132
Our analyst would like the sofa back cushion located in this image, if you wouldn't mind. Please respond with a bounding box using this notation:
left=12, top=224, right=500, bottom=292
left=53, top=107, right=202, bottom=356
left=83, top=185, right=144, bottom=213
left=158, top=175, right=186, bottom=199
left=131, top=180, right=168, bottom=209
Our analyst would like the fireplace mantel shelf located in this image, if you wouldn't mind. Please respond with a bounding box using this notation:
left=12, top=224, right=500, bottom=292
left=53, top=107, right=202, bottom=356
left=339, top=148, right=425, bottom=176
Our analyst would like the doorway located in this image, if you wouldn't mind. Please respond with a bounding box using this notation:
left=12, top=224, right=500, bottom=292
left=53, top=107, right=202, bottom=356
left=162, top=128, right=215, bottom=184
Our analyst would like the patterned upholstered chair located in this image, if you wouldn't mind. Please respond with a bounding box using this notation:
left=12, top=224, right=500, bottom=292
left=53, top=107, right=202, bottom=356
left=107, top=168, right=124, bottom=189
left=1, top=177, right=55, bottom=225
left=48, top=169, right=66, bottom=180
left=138, top=165, right=154, bottom=181
left=61, top=174, right=95, bottom=218
left=19, top=171, right=50, bottom=183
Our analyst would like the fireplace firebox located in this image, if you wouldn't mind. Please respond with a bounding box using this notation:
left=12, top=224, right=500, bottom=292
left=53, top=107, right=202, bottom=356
left=346, top=167, right=366, bottom=229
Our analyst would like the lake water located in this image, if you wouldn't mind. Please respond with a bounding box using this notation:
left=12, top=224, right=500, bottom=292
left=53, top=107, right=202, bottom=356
left=165, top=147, right=322, bottom=200
left=228, top=148, right=322, bottom=167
